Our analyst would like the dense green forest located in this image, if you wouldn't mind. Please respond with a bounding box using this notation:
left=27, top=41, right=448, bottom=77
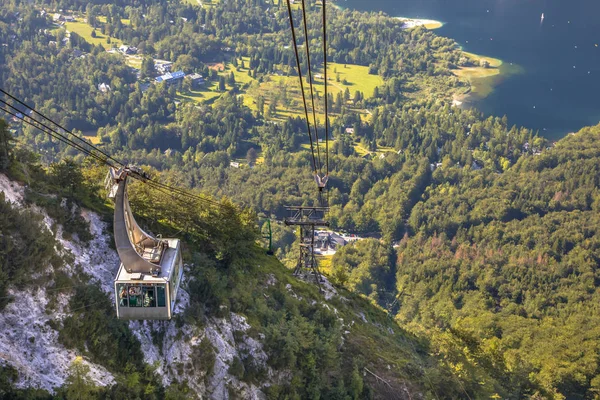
left=329, top=123, right=600, bottom=399
left=1, top=0, right=598, bottom=398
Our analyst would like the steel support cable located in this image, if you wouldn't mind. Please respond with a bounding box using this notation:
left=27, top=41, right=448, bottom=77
left=284, top=0, right=318, bottom=174
left=0, top=104, right=114, bottom=167
left=133, top=171, right=224, bottom=207
left=300, top=0, right=322, bottom=174
left=0, top=88, right=125, bottom=168
left=142, top=178, right=224, bottom=208
left=322, top=0, right=329, bottom=175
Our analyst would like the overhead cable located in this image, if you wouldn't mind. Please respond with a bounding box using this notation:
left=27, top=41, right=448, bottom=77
left=300, top=0, right=322, bottom=173
left=284, top=0, right=319, bottom=174
left=322, top=0, right=330, bottom=175
left=0, top=91, right=226, bottom=210
left=0, top=88, right=125, bottom=168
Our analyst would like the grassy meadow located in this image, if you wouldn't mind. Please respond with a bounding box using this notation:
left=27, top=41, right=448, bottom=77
left=64, top=21, right=123, bottom=50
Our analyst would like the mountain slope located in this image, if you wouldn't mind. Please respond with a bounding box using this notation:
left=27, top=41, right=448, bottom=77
left=391, top=123, right=600, bottom=398
left=0, top=153, right=486, bottom=399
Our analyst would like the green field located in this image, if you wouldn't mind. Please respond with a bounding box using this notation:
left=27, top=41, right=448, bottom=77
left=178, top=59, right=257, bottom=106
left=321, top=62, right=383, bottom=101
left=96, top=16, right=131, bottom=25
left=240, top=61, right=382, bottom=122
left=64, top=21, right=123, bottom=50
left=83, top=133, right=101, bottom=145
left=224, top=59, right=256, bottom=86
left=177, top=82, right=222, bottom=104
left=300, top=140, right=334, bottom=152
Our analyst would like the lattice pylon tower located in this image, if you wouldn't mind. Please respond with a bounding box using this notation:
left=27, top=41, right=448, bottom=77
left=285, top=206, right=329, bottom=290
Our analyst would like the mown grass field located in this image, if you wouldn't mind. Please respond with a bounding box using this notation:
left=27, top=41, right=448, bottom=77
left=64, top=21, right=123, bottom=50
left=177, top=81, right=222, bottom=104
left=314, top=63, right=384, bottom=101
left=96, top=16, right=131, bottom=25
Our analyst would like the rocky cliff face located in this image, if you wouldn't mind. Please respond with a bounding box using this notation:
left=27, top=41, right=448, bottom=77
left=0, top=173, right=279, bottom=399
left=0, top=174, right=113, bottom=391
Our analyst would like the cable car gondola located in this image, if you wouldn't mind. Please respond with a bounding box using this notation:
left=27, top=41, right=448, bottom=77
left=106, top=167, right=183, bottom=320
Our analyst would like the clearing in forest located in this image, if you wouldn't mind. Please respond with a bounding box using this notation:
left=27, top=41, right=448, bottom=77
left=63, top=21, right=123, bottom=49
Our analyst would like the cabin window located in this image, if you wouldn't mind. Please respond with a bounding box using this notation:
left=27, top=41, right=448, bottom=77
left=117, top=284, right=128, bottom=307
left=157, top=285, right=166, bottom=307
left=142, top=286, right=156, bottom=307
left=128, top=285, right=142, bottom=307
left=118, top=284, right=167, bottom=308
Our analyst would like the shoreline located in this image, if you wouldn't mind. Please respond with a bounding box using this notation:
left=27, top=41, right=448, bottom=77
left=452, top=49, right=521, bottom=103
left=395, top=17, right=443, bottom=30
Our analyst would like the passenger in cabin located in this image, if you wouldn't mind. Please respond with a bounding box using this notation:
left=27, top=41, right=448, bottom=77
left=144, top=290, right=155, bottom=307
left=119, top=287, right=128, bottom=306
left=128, top=286, right=141, bottom=306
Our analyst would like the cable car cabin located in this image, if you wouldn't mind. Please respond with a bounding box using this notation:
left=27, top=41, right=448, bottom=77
left=114, top=238, right=182, bottom=320
left=106, top=167, right=183, bottom=320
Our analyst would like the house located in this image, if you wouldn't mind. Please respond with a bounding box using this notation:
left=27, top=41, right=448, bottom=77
left=154, top=60, right=173, bottom=74
left=63, top=15, right=75, bottom=22
left=156, top=71, right=185, bottom=86
left=329, top=233, right=346, bottom=249
left=230, top=162, right=240, bottom=168
left=119, top=45, right=137, bottom=55
left=98, top=83, right=111, bottom=93
left=187, top=73, right=205, bottom=87
left=345, top=127, right=355, bottom=134
left=53, top=13, right=63, bottom=22
left=314, top=231, right=329, bottom=250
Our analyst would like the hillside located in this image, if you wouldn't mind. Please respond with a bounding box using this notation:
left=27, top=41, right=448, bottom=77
left=327, top=122, right=600, bottom=399
left=0, top=147, right=488, bottom=399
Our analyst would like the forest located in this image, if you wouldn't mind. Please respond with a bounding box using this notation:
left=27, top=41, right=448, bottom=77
left=0, top=0, right=596, bottom=398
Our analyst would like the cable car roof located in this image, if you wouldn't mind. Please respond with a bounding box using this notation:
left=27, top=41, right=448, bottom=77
left=115, top=238, right=180, bottom=283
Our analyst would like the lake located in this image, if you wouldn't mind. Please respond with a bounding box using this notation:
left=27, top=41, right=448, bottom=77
left=339, top=0, right=600, bottom=140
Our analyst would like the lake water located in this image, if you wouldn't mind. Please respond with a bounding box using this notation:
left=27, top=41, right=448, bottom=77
left=339, top=0, right=600, bottom=140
